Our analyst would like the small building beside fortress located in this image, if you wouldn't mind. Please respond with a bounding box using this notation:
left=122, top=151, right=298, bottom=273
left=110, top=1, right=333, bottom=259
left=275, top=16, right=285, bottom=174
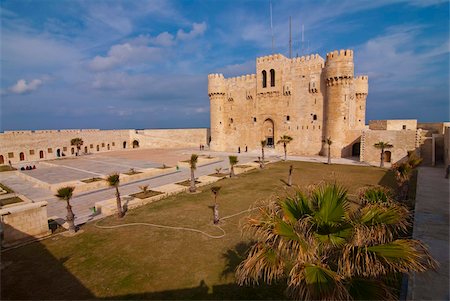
left=208, top=49, right=368, bottom=158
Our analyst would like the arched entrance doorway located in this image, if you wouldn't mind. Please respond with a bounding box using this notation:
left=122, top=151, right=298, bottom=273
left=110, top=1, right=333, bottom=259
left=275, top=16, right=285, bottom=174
left=132, top=140, right=139, bottom=148
left=384, top=151, right=392, bottom=163
left=84, top=146, right=88, bottom=153
left=56, top=149, right=61, bottom=157
left=20, top=152, right=25, bottom=161
left=107, top=144, right=110, bottom=150
left=96, top=145, right=100, bottom=152
left=123, top=141, right=127, bottom=149
left=39, top=150, right=44, bottom=159
left=352, top=143, right=361, bottom=157
left=0, top=155, right=4, bottom=164
left=262, top=119, right=275, bottom=147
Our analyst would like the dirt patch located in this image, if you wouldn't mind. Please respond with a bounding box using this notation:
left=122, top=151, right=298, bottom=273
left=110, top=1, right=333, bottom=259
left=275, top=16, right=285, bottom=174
left=100, top=148, right=192, bottom=165
left=131, top=190, right=163, bottom=199
left=208, top=173, right=229, bottom=177
left=0, top=197, right=24, bottom=207
left=176, top=180, right=201, bottom=187
left=80, top=177, right=104, bottom=183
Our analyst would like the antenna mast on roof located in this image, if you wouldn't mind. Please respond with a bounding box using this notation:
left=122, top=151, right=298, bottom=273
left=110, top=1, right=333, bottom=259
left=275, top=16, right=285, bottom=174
left=289, top=16, right=292, bottom=58
left=301, top=23, right=304, bottom=55
left=270, top=0, right=274, bottom=53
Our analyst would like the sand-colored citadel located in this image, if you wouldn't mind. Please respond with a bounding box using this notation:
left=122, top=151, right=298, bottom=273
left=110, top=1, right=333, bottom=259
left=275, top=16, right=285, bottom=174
left=0, top=49, right=449, bottom=167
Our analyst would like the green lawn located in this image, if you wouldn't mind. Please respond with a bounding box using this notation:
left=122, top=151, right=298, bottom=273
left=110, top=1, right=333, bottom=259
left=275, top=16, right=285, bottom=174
left=0, top=196, right=23, bottom=207
left=1, top=161, right=398, bottom=300
left=0, top=165, right=16, bottom=172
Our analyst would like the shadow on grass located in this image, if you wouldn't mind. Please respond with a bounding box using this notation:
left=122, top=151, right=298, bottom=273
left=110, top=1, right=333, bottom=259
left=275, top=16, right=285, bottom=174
left=104, top=280, right=286, bottom=300
left=1, top=226, right=94, bottom=300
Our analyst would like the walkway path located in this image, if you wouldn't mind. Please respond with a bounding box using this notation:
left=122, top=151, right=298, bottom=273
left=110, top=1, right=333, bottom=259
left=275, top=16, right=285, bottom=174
left=407, top=166, right=449, bottom=300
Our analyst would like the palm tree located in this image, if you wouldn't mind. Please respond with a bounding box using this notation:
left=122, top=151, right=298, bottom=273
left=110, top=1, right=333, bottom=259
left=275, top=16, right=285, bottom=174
left=260, top=140, right=267, bottom=168
left=394, top=152, right=423, bottom=202
left=229, top=155, right=238, bottom=177
left=287, top=164, right=293, bottom=186
left=215, top=167, right=222, bottom=175
left=106, top=173, right=123, bottom=218
left=55, top=186, right=76, bottom=233
left=189, top=154, right=198, bottom=193
left=236, top=183, right=436, bottom=300
left=70, top=138, right=84, bottom=156
left=323, top=137, right=333, bottom=164
left=374, top=141, right=393, bottom=168
left=211, top=186, right=221, bottom=224
left=277, top=135, right=293, bottom=161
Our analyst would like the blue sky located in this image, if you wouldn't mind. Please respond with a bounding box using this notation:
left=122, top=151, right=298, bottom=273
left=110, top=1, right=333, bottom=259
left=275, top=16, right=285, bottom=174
left=0, top=0, right=448, bottom=131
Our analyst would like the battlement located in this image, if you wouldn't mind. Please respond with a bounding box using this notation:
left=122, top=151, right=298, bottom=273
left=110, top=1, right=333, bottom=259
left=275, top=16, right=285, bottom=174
left=225, top=74, right=256, bottom=83
left=208, top=73, right=226, bottom=96
left=3, top=129, right=101, bottom=135
left=207, top=73, right=225, bottom=79
left=355, top=75, right=369, bottom=95
left=256, top=54, right=286, bottom=63
left=326, top=49, right=353, bottom=61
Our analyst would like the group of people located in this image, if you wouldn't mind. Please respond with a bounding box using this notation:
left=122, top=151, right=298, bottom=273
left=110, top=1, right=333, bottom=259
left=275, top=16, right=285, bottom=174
left=20, top=165, right=36, bottom=171
left=199, top=144, right=206, bottom=150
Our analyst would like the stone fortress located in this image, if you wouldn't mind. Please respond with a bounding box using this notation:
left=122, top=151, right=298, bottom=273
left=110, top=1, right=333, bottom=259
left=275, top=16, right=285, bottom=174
left=208, top=49, right=367, bottom=158
left=208, top=49, right=449, bottom=166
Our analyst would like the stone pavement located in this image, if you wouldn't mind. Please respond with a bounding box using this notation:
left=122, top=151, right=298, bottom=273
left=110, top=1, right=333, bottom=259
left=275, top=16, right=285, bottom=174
left=407, top=166, right=449, bottom=300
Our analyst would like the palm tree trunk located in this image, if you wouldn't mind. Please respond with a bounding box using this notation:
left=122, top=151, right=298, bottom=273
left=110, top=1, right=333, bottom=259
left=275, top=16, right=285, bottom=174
left=66, top=200, right=76, bottom=233
left=213, top=195, right=219, bottom=224
left=230, top=166, right=235, bottom=177
left=284, top=143, right=287, bottom=161
left=327, top=144, right=331, bottom=164
left=380, top=149, right=385, bottom=168
left=261, top=148, right=265, bottom=168
left=115, top=186, right=123, bottom=218
left=189, top=168, right=196, bottom=192
left=288, top=165, right=293, bottom=186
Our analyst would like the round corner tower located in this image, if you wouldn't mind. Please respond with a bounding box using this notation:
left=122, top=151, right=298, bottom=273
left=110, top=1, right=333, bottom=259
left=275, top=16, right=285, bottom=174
left=208, top=73, right=226, bottom=150
left=323, top=49, right=355, bottom=157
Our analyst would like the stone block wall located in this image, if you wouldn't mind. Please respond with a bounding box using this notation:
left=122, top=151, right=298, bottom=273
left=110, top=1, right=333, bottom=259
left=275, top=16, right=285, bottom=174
left=361, top=129, right=418, bottom=165
left=0, top=201, right=51, bottom=247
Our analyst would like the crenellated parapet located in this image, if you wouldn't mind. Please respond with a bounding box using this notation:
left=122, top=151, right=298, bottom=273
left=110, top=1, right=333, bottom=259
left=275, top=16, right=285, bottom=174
left=208, top=73, right=226, bottom=96
left=354, top=75, right=369, bottom=96
left=256, top=53, right=287, bottom=63
left=324, top=49, right=354, bottom=80
left=291, top=54, right=325, bottom=70
left=225, top=74, right=256, bottom=84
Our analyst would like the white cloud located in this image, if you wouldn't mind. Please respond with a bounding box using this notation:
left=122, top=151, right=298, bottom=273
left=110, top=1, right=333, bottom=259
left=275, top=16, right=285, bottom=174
left=9, top=78, right=44, bottom=94
left=89, top=43, right=165, bottom=71
left=176, top=22, right=207, bottom=41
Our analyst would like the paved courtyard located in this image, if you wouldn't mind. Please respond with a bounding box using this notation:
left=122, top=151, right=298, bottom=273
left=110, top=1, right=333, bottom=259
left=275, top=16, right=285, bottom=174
left=407, top=166, right=449, bottom=300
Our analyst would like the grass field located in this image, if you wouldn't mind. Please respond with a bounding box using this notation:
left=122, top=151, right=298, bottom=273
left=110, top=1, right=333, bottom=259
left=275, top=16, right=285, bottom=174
left=1, top=161, right=399, bottom=300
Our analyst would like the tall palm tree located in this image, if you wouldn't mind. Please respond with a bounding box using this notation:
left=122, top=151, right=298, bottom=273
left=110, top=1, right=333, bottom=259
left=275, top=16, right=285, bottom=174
left=236, top=183, right=435, bottom=300
left=277, top=135, right=293, bottom=161
left=211, top=186, right=221, bottom=224
left=374, top=141, right=393, bottom=168
left=55, top=186, right=76, bottom=233
left=70, top=138, right=84, bottom=156
left=260, top=140, right=267, bottom=168
left=106, top=173, right=123, bottom=218
left=189, top=154, right=198, bottom=193
left=229, top=155, right=238, bottom=177
left=323, top=137, right=333, bottom=164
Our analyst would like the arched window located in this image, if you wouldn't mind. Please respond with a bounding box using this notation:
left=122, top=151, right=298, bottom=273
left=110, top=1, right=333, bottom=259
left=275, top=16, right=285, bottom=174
left=262, top=70, right=267, bottom=88
left=20, top=152, right=25, bottom=161
left=39, top=150, right=44, bottom=159
left=270, top=69, right=275, bottom=87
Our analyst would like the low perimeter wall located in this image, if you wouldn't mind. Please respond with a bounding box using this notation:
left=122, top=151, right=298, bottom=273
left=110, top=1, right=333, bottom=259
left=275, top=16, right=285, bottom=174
left=0, top=201, right=51, bottom=247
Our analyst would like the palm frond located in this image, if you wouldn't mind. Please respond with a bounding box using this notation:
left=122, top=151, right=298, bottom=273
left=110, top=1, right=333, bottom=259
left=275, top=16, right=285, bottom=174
left=189, top=154, right=198, bottom=170
left=55, top=186, right=75, bottom=201
left=106, top=173, right=120, bottom=187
